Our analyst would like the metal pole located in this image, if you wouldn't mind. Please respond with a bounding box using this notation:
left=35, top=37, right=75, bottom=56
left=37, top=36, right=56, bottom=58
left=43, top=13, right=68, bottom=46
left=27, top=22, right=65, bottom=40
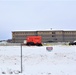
left=21, top=44, right=23, bottom=73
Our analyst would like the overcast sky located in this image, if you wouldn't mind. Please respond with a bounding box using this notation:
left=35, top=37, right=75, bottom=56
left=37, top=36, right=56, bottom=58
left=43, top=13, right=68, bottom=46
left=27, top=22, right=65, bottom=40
left=0, top=0, right=76, bottom=40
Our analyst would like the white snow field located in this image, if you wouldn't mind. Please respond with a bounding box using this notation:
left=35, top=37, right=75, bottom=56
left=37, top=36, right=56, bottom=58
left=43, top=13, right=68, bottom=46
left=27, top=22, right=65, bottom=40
left=0, top=45, right=76, bottom=75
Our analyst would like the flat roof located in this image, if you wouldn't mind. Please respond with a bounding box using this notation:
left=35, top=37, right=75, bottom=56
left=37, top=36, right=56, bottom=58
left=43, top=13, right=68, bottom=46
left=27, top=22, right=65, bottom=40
left=12, top=29, right=76, bottom=32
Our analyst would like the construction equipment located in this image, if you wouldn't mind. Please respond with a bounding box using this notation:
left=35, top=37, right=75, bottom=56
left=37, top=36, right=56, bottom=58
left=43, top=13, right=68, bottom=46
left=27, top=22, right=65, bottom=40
left=26, top=36, right=42, bottom=46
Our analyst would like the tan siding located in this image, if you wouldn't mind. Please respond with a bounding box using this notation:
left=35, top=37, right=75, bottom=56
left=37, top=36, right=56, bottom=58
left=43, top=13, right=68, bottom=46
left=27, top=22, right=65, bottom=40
left=12, top=30, right=76, bottom=43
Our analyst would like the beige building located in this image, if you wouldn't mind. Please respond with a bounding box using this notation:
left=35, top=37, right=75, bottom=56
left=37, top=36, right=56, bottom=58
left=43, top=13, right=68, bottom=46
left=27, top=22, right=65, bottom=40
left=12, top=30, right=76, bottom=43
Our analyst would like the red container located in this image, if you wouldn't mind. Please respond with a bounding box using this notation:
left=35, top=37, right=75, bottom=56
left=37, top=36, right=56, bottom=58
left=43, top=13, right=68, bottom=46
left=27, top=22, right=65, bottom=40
left=26, top=36, right=42, bottom=45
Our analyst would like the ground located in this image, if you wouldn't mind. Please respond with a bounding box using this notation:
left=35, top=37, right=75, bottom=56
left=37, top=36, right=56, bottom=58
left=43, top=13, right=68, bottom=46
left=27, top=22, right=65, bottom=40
left=0, top=45, right=76, bottom=75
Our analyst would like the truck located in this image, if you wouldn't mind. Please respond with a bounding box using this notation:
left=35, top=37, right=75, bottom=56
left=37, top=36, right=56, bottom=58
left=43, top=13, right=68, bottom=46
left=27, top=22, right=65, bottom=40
left=26, top=36, right=42, bottom=46
left=69, top=40, right=76, bottom=45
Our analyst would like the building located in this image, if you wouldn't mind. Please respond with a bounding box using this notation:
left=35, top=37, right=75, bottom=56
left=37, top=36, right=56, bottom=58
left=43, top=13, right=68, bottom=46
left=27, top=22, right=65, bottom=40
left=12, top=30, right=76, bottom=43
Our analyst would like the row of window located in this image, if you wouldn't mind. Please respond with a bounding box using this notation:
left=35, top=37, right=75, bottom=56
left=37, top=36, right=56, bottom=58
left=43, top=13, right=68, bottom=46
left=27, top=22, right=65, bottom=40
left=13, top=31, right=76, bottom=36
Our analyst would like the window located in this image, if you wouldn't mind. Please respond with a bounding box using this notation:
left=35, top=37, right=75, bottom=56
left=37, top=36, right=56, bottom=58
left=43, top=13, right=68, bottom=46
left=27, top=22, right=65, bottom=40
left=52, top=35, right=55, bottom=37
left=52, top=32, right=55, bottom=34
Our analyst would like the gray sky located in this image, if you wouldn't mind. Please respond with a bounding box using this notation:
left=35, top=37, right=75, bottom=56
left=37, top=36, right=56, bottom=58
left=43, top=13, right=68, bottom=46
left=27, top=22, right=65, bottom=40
left=0, top=0, right=76, bottom=40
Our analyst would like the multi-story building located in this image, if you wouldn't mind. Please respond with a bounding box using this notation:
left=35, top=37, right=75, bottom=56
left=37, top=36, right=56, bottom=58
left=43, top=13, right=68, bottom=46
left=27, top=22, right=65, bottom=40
left=12, top=30, right=76, bottom=43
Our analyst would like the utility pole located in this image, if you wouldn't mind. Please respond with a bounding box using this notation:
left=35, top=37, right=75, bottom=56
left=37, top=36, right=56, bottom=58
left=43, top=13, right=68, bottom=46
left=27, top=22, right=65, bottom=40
left=20, top=44, right=23, bottom=73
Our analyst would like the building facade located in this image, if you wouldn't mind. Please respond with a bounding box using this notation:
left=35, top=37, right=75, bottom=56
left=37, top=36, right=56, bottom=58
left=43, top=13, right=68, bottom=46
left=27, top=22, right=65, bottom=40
left=12, top=30, right=76, bottom=43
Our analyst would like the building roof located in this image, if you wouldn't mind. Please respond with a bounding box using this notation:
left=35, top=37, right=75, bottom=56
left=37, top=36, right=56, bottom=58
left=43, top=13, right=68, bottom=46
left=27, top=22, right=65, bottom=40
left=12, top=29, right=76, bottom=32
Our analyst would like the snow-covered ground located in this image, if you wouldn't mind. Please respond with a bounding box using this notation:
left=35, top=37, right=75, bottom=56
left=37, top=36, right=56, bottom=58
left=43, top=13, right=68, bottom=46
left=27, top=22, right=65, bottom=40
left=0, top=45, right=76, bottom=75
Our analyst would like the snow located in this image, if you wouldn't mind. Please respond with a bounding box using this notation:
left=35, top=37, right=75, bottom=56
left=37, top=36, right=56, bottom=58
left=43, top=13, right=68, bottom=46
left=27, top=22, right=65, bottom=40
left=0, top=45, right=76, bottom=75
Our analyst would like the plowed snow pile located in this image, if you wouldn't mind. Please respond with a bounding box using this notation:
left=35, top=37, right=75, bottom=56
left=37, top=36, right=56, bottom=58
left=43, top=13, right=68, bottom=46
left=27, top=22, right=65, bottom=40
left=0, top=45, right=76, bottom=75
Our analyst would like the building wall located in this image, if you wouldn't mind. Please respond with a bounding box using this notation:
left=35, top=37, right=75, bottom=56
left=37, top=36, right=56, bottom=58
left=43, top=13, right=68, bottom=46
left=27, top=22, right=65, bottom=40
left=63, top=31, right=76, bottom=42
left=12, top=30, right=76, bottom=43
left=12, top=31, right=37, bottom=43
